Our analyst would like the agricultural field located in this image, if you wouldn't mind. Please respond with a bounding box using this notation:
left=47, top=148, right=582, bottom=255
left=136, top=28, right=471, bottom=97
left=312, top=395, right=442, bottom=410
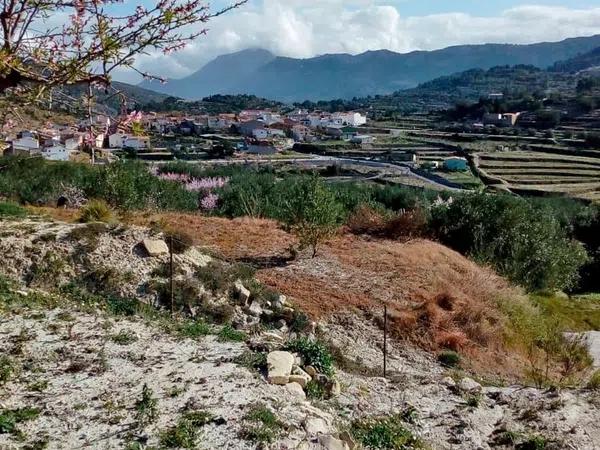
left=473, top=151, right=600, bottom=202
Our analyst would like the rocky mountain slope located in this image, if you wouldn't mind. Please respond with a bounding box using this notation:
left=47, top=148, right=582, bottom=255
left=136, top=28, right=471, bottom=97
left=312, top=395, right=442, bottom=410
left=0, top=213, right=599, bottom=449
left=139, top=35, right=600, bottom=101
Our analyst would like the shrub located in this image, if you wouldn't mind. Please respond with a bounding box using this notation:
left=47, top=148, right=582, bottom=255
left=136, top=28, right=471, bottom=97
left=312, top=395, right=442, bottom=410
left=177, top=320, right=211, bottom=339
left=588, top=370, right=600, bottom=390
left=350, top=414, right=425, bottom=449
left=135, top=384, right=158, bottom=427
left=437, top=350, right=461, bottom=368
left=218, top=325, right=246, bottom=342
left=0, top=407, right=40, bottom=436
left=285, top=338, right=334, bottom=376
left=240, top=404, right=283, bottom=444
left=430, top=193, right=589, bottom=292
left=159, top=411, right=212, bottom=448
left=78, top=199, right=114, bottom=223
left=110, top=330, right=138, bottom=345
left=278, top=176, right=344, bottom=257
left=0, top=355, right=18, bottom=384
left=0, top=201, right=27, bottom=218
left=305, top=380, right=326, bottom=400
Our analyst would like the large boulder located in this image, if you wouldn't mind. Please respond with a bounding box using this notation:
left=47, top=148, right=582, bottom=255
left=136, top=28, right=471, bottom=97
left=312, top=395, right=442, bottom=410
left=458, top=377, right=482, bottom=393
left=142, top=239, right=169, bottom=257
left=285, top=381, right=307, bottom=401
left=319, top=435, right=350, bottom=450
left=267, top=351, right=295, bottom=385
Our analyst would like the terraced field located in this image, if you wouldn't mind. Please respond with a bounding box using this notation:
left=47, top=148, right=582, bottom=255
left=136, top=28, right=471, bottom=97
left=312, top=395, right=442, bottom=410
left=474, top=151, right=600, bottom=202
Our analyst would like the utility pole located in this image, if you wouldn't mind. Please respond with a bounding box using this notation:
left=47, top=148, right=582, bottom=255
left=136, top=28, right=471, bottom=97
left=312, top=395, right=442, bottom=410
left=169, top=236, right=174, bottom=317
left=383, top=304, right=388, bottom=378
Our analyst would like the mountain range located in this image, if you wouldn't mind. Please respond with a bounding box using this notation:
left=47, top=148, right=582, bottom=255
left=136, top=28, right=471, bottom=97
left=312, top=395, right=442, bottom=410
left=138, top=35, right=600, bottom=102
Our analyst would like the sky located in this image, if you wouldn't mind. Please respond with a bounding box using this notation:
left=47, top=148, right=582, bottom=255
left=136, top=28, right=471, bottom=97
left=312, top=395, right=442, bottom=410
left=120, top=0, right=600, bottom=83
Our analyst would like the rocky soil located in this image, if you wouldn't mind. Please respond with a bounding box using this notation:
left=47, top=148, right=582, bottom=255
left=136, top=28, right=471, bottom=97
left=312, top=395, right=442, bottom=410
left=0, top=216, right=599, bottom=449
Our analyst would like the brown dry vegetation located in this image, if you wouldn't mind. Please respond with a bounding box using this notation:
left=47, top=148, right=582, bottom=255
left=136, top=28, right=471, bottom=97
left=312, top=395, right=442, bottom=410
left=37, top=207, right=529, bottom=379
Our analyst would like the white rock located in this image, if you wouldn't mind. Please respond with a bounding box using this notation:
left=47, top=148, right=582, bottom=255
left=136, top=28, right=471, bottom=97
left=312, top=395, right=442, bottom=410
left=441, top=376, right=456, bottom=388
left=458, top=377, right=482, bottom=393
left=262, top=332, right=284, bottom=342
left=290, top=367, right=312, bottom=388
left=330, top=378, right=341, bottom=397
left=234, top=280, right=250, bottom=305
left=304, top=417, right=329, bottom=436
left=142, top=239, right=169, bottom=257
left=248, top=301, right=262, bottom=317
left=319, top=435, right=349, bottom=450
left=267, top=351, right=295, bottom=385
left=286, top=382, right=306, bottom=400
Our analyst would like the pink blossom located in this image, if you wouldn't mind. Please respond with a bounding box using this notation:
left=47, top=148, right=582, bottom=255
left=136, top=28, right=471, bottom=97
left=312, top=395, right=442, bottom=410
left=185, top=177, right=229, bottom=192
left=158, top=172, right=189, bottom=182
left=200, top=193, right=219, bottom=210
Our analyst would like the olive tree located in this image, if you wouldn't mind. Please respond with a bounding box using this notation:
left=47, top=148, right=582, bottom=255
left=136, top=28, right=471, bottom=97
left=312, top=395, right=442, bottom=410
left=279, top=176, right=344, bottom=258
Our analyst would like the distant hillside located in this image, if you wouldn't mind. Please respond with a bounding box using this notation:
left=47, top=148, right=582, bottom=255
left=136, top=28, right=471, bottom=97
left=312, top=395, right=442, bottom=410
left=550, top=47, right=600, bottom=73
left=142, top=94, right=283, bottom=114
left=138, top=35, right=600, bottom=101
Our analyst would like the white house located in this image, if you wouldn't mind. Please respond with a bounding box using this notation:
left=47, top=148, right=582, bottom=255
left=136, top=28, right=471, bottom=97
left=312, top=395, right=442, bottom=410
left=12, top=136, right=40, bottom=153
left=41, top=144, right=70, bottom=161
left=124, top=136, right=150, bottom=149
left=333, top=112, right=367, bottom=127
left=109, top=133, right=127, bottom=149
left=252, top=128, right=269, bottom=140
left=64, top=137, right=82, bottom=152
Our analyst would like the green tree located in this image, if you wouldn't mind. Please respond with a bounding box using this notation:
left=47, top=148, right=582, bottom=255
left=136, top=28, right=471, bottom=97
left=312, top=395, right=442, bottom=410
left=279, top=176, right=344, bottom=257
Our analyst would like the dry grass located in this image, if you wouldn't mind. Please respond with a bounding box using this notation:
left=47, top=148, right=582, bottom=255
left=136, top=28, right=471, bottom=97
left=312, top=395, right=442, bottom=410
left=36, top=208, right=532, bottom=379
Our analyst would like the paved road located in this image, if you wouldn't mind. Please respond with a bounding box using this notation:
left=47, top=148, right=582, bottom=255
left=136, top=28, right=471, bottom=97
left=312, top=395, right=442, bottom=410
left=180, top=155, right=464, bottom=192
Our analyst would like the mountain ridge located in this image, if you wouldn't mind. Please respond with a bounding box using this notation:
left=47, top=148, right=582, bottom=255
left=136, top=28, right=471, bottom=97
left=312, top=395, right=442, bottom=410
left=138, top=34, right=600, bottom=102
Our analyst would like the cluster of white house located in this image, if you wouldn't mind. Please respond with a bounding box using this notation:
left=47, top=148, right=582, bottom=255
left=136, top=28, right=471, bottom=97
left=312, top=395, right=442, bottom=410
left=1, top=115, right=152, bottom=161
left=141, top=109, right=370, bottom=154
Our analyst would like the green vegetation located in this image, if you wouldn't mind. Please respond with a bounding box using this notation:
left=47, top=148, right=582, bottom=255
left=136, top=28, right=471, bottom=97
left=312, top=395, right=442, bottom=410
left=285, top=338, right=334, bottom=376
left=240, top=404, right=283, bottom=445
left=159, top=411, right=213, bottom=449
left=134, top=384, right=158, bottom=427
left=437, top=350, right=461, bottom=368
left=531, top=294, right=600, bottom=331
left=305, top=380, right=326, bottom=400
left=0, top=355, right=18, bottom=384
left=78, top=199, right=114, bottom=223
left=588, top=370, right=600, bottom=390
left=350, top=414, right=425, bottom=449
left=0, top=201, right=27, bottom=218
left=177, top=320, right=211, bottom=339
left=503, top=298, right=594, bottom=388
left=0, top=407, right=40, bottom=436
left=0, top=158, right=597, bottom=293
left=110, top=329, right=138, bottom=345
left=217, top=324, right=246, bottom=342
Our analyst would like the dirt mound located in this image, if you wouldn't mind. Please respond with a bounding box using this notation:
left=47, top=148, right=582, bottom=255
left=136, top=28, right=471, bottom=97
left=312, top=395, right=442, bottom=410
left=38, top=209, right=524, bottom=378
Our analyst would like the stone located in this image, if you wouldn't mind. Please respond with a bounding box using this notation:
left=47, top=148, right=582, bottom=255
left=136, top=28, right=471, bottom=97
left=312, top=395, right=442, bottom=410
left=329, top=378, right=341, bottom=397
left=267, top=351, right=295, bottom=385
left=247, top=301, right=263, bottom=317
left=285, top=382, right=306, bottom=400
left=318, top=435, right=349, bottom=450
left=234, top=280, right=250, bottom=305
left=305, top=366, right=317, bottom=377
left=441, top=376, right=457, bottom=388
left=339, top=431, right=357, bottom=449
left=304, top=417, right=329, bottom=435
left=142, top=239, right=169, bottom=257
left=272, top=294, right=287, bottom=310
left=458, top=377, right=482, bottom=393
left=290, top=367, right=312, bottom=388
left=262, top=332, right=284, bottom=342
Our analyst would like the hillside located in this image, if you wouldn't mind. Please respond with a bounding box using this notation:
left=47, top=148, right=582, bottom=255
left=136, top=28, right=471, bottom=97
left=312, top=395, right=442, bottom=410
left=550, top=47, right=600, bottom=73
left=0, top=210, right=599, bottom=449
left=139, top=35, right=600, bottom=101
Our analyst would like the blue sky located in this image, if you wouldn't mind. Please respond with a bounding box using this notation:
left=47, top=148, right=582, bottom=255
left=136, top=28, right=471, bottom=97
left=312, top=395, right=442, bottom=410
left=118, top=0, right=600, bottom=82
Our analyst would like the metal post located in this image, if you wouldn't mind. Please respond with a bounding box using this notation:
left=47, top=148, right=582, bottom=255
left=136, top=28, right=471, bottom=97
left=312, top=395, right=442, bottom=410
left=383, top=304, right=387, bottom=378
left=169, top=236, right=174, bottom=317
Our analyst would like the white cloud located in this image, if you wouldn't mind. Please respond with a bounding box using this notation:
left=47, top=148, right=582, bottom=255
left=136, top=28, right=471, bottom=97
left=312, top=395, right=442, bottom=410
left=120, top=2, right=600, bottom=83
